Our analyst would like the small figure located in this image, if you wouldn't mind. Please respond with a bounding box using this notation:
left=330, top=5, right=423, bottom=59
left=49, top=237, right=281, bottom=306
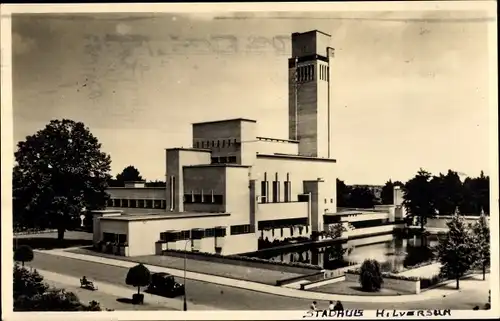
left=334, top=300, right=344, bottom=311
left=82, top=276, right=88, bottom=285
left=328, top=301, right=335, bottom=311
left=310, top=301, right=317, bottom=311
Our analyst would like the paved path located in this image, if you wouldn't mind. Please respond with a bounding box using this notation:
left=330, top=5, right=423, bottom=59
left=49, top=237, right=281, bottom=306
left=33, top=268, right=217, bottom=311
left=38, top=248, right=484, bottom=303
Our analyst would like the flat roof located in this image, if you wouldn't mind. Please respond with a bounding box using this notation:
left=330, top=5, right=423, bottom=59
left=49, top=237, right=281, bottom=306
left=192, top=118, right=257, bottom=126
left=184, top=164, right=251, bottom=168
left=256, top=136, right=299, bottom=144
left=165, top=147, right=211, bottom=153
left=257, top=153, right=337, bottom=163
left=100, top=212, right=231, bottom=221
left=292, top=30, right=331, bottom=37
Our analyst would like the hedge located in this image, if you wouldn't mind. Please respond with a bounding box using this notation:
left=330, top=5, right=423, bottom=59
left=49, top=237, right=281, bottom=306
left=346, top=269, right=420, bottom=282
left=165, top=249, right=323, bottom=270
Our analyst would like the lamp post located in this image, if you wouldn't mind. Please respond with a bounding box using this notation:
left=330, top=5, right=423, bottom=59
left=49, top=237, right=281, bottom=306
left=183, top=238, right=189, bottom=311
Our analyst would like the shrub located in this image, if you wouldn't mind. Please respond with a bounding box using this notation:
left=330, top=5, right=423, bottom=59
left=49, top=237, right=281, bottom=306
left=14, top=245, right=34, bottom=266
left=13, top=265, right=101, bottom=311
left=359, top=259, right=384, bottom=292
left=125, top=263, right=151, bottom=296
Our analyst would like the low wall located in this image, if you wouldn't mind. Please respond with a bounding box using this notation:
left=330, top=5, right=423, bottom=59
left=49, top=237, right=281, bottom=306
left=301, top=275, right=345, bottom=290
left=276, top=271, right=324, bottom=286
left=345, top=272, right=420, bottom=294
left=163, top=250, right=320, bottom=275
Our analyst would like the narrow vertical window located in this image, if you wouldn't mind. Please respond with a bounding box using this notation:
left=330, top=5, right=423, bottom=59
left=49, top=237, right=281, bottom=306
left=261, top=172, right=268, bottom=203
left=284, top=172, right=291, bottom=202
left=172, top=176, right=176, bottom=210
left=311, top=65, right=315, bottom=79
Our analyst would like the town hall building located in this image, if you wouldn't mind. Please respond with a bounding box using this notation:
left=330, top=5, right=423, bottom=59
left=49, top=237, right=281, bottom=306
left=93, top=30, right=404, bottom=257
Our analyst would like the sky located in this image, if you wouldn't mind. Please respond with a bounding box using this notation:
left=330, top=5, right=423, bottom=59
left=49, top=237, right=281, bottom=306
left=11, top=10, right=494, bottom=185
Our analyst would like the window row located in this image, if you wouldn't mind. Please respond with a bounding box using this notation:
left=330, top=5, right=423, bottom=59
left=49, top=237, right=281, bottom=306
left=319, top=64, right=329, bottom=81
left=260, top=173, right=293, bottom=203
left=260, top=225, right=309, bottom=238
left=194, top=139, right=239, bottom=149
left=230, top=224, right=255, bottom=235
left=295, top=65, right=329, bottom=83
left=211, top=156, right=237, bottom=164
left=107, top=199, right=166, bottom=209
left=159, top=227, right=227, bottom=242
left=102, top=232, right=127, bottom=244
left=183, top=193, right=224, bottom=205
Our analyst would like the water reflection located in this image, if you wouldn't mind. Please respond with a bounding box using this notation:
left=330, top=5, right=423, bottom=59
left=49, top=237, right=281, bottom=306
left=253, top=234, right=438, bottom=272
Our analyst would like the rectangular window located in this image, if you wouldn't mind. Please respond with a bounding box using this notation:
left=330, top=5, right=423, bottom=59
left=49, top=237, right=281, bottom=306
left=118, top=234, right=127, bottom=244
left=153, top=200, right=162, bottom=209
left=298, top=194, right=309, bottom=202
left=145, top=199, right=153, bottom=208
left=137, top=199, right=145, bottom=208
left=102, top=232, right=114, bottom=242
left=161, top=200, right=166, bottom=209
left=261, top=181, right=268, bottom=203
left=211, top=157, right=218, bottom=164
left=193, top=194, right=202, bottom=203
left=184, top=194, right=193, bottom=204
left=205, top=228, right=215, bottom=238
left=129, top=199, right=137, bottom=208
left=272, top=181, right=278, bottom=203
left=222, top=140, right=225, bottom=148
left=230, top=224, right=254, bottom=235
left=228, top=156, right=237, bottom=163
left=213, top=195, right=223, bottom=204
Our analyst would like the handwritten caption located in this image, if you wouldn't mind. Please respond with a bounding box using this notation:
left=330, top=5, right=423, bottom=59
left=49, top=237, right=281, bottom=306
left=375, top=309, right=452, bottom=317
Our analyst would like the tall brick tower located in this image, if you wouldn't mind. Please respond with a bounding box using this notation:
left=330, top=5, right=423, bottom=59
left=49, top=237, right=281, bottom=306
left=288, top=30, right=334, bottom=159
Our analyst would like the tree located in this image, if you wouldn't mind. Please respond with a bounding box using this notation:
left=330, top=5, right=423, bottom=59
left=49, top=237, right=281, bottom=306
left=13, top=264, right=101, bottom=311
left=402, top=169, right=436, bottom=231
left=471, top=213, right=490, bottom=280
left=125, top=263, right=151, bottom=300
left=13, top=119, right=112, bottom=240
left=460, top=172, right=490, bottom=215
left=436, top=211, right=476, bottom=289
left=14, top=245, right=34, bottom=267
left=380, top=180, right=403, bottom=205
left=336, top=179, right=352, bottom=207
left=324, top=223, right=351, bottom=269
left=348, top=187, right=376, bottom=208
left=145, top=180, right=166, bottom=187
left=358, top=259, right=384, bottom=292
left=432, top=170, right=463, bottom=216
left=116, top=165, right=143, bottom=186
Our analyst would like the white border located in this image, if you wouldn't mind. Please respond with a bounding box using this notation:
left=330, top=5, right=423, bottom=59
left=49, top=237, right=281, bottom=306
left=1, top=2, right=498, bottom=320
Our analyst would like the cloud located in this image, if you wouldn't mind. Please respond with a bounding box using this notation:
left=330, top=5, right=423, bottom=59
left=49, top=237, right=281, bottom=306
left=12, top=32, right=37, bottom=55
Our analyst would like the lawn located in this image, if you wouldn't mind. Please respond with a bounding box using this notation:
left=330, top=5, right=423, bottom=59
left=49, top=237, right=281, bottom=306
left=310, top=280, right=411, bottom=296
left=14, top=231, right=93, bottom=250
